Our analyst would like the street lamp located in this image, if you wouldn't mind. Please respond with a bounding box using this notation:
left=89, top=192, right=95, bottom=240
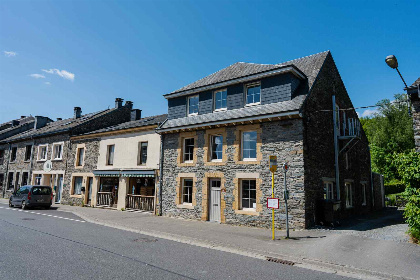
left=385, top=55, right=410, bottom=115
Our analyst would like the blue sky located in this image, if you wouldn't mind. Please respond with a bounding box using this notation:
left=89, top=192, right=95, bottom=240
left=1, top=0, right=419, bottom=123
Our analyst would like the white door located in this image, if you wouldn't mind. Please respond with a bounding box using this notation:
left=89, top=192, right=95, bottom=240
left=209, top=179, right=221, bottom=222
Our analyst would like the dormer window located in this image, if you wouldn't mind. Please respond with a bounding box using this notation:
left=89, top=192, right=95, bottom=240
left=245, top=83, right=261, bottom=106
left=187, top=95, right=199, bottom=116
left=214, top=89, right=227, bottom=111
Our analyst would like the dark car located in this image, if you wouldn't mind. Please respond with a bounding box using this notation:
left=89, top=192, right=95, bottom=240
left=9, top=185, right=53, bottom=210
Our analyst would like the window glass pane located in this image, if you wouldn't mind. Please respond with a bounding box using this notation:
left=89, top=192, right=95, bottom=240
left=183, top=179, right=193, bottom=203
left=211, top=135, right=223, bottom=160
left=246, top=85, right=261, bottom=104
left=214, top=90, right=227, bottom=110
left=188, top=96, right=199, bottom=114
left=140, top=143, right=148, bottom=164
left=242, top=131, right=257, bottom=159
left=78, top=148, right=84, bottom=166
left=184, top=138, right=194, bottom=161
left=74, top=177, right=83, bottom=195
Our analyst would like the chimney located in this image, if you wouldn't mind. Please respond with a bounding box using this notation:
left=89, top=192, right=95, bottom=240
left=115, top=98, right=124, bottom=109
left=57, top=118, right=62, bottom=121
left=34, top=116, right=50, bottom=129
left=21, top=116, right=26, bottom=119
left=12, top=120, right=19, bottom=126
left=125, top=101, right=133, bottom=110
left=131, top=109, right=142, bottom=121
left=74, top=107, right=82, bottom=119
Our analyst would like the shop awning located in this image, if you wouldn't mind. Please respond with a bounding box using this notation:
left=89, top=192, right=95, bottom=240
left=93, top=170, right=155, bottom=178
left=121, top=170, right=155, bottom=178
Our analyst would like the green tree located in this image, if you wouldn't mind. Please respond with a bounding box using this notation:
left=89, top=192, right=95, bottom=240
left=360, top=94, right=415, bottom=182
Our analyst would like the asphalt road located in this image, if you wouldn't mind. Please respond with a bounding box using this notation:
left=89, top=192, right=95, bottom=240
left=0, top=205, right=353, bottom=280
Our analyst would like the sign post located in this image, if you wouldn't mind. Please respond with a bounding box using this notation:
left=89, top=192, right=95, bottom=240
left=269, top=156, right=277, bottom=240
left=283, top=162, right=290, bottom=239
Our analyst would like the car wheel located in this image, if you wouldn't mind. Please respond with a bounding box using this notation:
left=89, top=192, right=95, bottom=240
left=21, top=200, right=29, bottom=210
left=9, top=201, right=13, bottom=208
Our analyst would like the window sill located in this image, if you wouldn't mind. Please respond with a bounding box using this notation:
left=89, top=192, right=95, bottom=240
left=187, top=113, right=198, bottom=117
left=9, top=161, right=16, bottom=164
left=37, top=159, right=47, bottom=162
left=24, top=160, right=31, bottom=163
left=75, top=165, right=84, bottom=169
left=70, top=194, right=83, bottom=198
left=52, top=158, right=63, bottom=162
left=235, top=209, right=259, bottom=216
left=177, top=204, right=194, bottom=209
left=245, top=103, right=261, bottom=107
left=237, top=159, right=260, bottom=165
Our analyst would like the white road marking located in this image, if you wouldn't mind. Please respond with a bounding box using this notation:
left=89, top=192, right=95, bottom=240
left=0, top=205, right=86, bottom=224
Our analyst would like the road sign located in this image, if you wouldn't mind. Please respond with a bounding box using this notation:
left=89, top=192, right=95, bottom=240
left=282, top=162, right=289, bottom=172
left=269, top=156, right=277, bottom=172
left=267, top=198, right=279, bottom=209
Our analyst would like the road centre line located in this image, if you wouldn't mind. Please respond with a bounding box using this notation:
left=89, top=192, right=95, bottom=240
left=0, top=206, right=85, bottom=223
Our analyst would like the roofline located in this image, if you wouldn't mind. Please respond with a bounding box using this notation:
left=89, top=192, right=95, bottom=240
left=163, top=65, right=306, bottom=99
left=156, top=110, right=301, bottom=133
left=71, top=124, right=159, bottom=140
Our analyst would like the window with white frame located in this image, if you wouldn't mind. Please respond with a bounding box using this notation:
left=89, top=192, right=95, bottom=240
left=361, top=182, right=367, bottom=206
left=324, top=181, right=334, bottom=200
left=214, top=89, right=227, bottom=111
left=183, top=138, right=194, bottom=162
left=210, top=135, right=223, bottom=161
left=187, top=95, right=199, bottom=116
left=182, top=178, right=193, bottom=204
left=76, top=147, right=85, bottom=167
left=241, top=179, right=257, bottom=210
left=52, top=143, right=63, bottom=160
left=345, top=182, right=353, bottom=208
left=73, top=176, right=83, bottom=195
left=242, top=131, right=257, bottom=160
left=245, top=83, right=261, bottom=105
left=106, top=145, right=115, bottom=165
left=37, top=145, right=48, bottom=161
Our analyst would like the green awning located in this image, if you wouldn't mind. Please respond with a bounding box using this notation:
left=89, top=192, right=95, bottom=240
left=93, top=170, right=155, bottom=178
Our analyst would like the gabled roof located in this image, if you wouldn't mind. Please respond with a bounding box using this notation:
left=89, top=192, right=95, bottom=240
left=410, top=77, right=420, bottom=88
left=77, top=114, right=168, bottom=137
left=0, top=116, right=34, bottom=131
left=167, top=51, right=329, bottom=96
left=2, top=109, right=113, bottom=142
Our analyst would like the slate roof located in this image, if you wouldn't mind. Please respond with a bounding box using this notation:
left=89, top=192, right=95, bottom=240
left=79, top=114, right=168, bottom=136
left=410, top=77, right=420, bottom=87
left=0, top=116, right=34, bottom=131
left=168, top=51, right=330, bottom=95
left=159, top=51, right=330, bottom=131
left=0, top=119, right=35, bottom=135
left=2, top=109, right=112, bottom=142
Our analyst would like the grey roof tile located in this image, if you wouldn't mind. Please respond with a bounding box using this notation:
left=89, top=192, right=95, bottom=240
left=159, top=95, right=305, bottom=130
left=169, top=51, right=330, bottom=95
left=80, top=114, right=168, bottom=136
left=411, top=77, right=420, bottom=87
left=3, top=109, right=112, bottom=142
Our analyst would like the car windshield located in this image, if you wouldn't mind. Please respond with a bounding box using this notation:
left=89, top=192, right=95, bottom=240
left=31, top=187, right=51, bottom=195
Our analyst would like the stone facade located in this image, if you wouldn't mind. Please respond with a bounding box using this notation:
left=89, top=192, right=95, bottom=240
left=62, top=137, right=100, bottom=206
left=161, top=120, right=305, bottom=229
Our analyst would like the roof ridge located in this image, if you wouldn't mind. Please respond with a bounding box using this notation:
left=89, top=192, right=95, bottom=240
left=276, top=50, right=330, bottom=65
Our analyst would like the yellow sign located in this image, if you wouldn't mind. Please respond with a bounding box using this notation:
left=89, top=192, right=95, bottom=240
left=269, top=155, right=277, bottom=172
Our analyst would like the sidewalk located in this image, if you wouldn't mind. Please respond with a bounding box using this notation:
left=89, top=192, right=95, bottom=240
left=2, top=199, right=418, bottom=280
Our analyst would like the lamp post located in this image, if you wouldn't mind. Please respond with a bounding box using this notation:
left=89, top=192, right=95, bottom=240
left=385, top=55, right=410, bottom=115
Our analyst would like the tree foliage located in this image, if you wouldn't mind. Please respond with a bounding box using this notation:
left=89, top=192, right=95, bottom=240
left=360, top=94, right=415, bottom=181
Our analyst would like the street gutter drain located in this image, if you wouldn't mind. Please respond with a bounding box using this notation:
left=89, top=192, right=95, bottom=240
left=22, top=218, right=35, bottom=221
left=266, top=257, right=295, bottom=266
left=133, top=238, right=158, bottom=243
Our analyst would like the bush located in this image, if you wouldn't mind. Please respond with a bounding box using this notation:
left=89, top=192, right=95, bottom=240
left=394, top=150, right=420, bottom=243
left=384, top=180, right=406, bottom=195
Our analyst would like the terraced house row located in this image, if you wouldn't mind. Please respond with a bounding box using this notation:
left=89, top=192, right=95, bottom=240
left=1, top=51, right=393, bottom=229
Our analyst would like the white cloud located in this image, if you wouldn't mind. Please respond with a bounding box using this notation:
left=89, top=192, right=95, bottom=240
left=42, top=68, right=75, bottom=81
left=360, top=109, right=378, bottom=118
left=4, top=51, right=17, bottom=57
left=29, top=74, right=46, bottom=79
left=44, top=82, right=51, bottom=85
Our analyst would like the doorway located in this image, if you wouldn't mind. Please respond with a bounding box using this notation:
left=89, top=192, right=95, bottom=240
left=209, top=179, right=221, bottom=222
left=55, top=175, right=63, bottom=203
left=86, top=177, right=93, bottom=206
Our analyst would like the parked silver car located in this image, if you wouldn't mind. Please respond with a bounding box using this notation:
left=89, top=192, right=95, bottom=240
left=9, top=185, right=53, bottom=209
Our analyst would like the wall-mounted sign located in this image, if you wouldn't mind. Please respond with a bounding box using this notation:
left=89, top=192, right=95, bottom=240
left=269, top=156, right=277, bottom=172
left=43, top=160, right=52, bottom=172
left=267, top=198, right=279, bottom=209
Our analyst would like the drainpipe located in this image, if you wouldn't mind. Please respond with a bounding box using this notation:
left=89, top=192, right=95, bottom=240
left=3, top=143, right=11, bottom=198
left=158, top=134, right=164, bottom=216
left=369, top=146, right=374, bottom=209
left=332, top=95, right=340, bottom=201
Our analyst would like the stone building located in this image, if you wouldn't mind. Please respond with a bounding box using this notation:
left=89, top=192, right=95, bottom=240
left=407, top=77, right=420, bottom=152
left=0, top=116, right=52, bottom=197
left=0, top=98, right=134, bottom=200
left=157, top=51, right=382, bottom=229
left=66, top=113, right=167, bottom=213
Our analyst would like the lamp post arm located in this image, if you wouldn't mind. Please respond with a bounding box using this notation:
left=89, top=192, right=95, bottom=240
left=396, top=68, right=408, bottom=88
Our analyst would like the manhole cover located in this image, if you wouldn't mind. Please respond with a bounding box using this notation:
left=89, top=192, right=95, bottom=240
left=133, top=238, right=158, bottom=243
left=22, top=218, right=35, bottom=221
